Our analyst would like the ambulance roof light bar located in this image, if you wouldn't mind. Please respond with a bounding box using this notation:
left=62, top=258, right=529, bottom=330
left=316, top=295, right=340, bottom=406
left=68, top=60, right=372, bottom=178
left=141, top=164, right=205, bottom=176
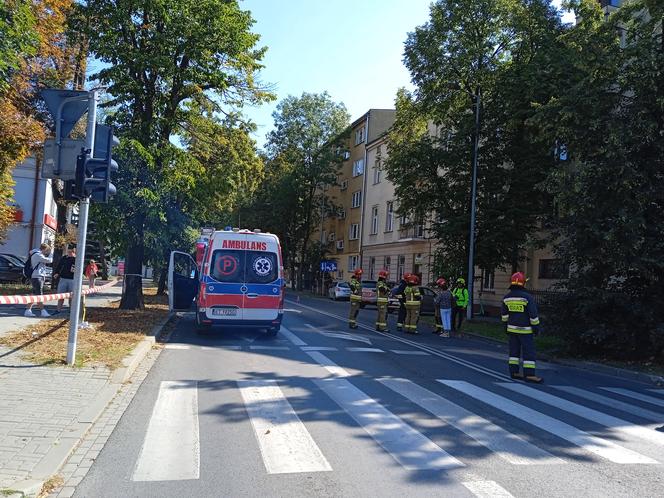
left=232, top=227, right=239, bottom=232
left=253, top=229, right=261, bottom=233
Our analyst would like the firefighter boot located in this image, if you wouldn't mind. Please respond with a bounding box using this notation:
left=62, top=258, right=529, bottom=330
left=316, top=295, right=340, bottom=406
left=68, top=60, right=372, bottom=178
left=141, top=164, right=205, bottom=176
left=525, top=375, right=544, bottom=384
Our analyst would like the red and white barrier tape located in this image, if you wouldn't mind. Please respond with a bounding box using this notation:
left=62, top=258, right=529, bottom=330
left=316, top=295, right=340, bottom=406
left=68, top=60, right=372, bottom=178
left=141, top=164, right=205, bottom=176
left=0, top=280, right=118, bottom=305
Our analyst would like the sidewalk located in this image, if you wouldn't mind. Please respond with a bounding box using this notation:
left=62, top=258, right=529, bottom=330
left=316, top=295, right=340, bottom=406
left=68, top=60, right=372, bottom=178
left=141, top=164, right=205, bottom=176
left=0, top=281, right=169, bottom=497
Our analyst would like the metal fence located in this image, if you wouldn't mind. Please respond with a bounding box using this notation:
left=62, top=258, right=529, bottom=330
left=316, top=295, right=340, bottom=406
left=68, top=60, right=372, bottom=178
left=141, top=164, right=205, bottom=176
left=529, top=288, right=568, bottom=309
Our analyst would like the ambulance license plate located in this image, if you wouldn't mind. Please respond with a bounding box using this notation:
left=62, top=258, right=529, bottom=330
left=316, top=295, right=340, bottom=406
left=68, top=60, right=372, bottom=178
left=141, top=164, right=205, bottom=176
left=212, top=307, right=238, bottom=316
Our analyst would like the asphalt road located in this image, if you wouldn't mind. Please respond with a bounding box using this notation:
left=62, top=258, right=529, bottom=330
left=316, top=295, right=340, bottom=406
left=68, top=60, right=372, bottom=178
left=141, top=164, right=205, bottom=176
left=73, top=293, right=664, bottom=498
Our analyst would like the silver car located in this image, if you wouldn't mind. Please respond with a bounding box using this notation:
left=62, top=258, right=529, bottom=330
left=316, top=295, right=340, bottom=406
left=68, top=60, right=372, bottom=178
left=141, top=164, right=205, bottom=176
left=328, top=281, right=351, bottom=300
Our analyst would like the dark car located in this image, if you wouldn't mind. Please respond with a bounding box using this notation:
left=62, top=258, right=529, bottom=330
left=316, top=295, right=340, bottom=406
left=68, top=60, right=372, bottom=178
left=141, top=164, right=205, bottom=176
left=0, top=254, right=26, bottom=283
left=388, top=285, right=437, bottom=315
left=0, top=253, right=26, bottom=265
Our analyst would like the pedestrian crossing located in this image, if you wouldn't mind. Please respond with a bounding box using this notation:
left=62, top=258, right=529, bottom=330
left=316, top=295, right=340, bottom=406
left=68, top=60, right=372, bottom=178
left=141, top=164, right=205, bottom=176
left=130, top=373, right=664, bottom=496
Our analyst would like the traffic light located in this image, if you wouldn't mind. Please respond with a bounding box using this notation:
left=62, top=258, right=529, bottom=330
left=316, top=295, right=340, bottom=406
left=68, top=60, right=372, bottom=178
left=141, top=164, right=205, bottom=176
left=79, top=125, right=119, bottom=203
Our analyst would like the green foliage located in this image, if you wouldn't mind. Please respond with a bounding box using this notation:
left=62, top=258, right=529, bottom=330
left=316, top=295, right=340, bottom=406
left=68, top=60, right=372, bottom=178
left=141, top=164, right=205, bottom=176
left=540, top=0, right=664, bottom=360
left=0, top=0, right=38, bottom=93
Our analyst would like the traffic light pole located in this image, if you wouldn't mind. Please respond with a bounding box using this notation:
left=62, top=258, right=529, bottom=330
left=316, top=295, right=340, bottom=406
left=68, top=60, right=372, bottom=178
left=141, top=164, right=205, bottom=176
left=66, top=90, right=97, bottom=365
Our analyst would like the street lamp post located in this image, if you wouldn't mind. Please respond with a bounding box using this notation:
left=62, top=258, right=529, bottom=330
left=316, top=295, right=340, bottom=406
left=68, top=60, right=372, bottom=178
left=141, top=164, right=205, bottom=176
left=466, top=86, right=481, bottom=321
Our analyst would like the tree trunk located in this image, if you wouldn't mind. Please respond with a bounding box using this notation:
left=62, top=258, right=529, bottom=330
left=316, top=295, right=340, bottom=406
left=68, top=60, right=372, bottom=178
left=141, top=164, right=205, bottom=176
left=156, top=257, right=167, bottom=295
left=120, top=235, right=145, bottom=310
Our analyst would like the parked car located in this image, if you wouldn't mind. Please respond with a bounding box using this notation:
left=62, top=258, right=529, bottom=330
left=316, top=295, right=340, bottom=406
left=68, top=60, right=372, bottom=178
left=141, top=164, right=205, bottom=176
left=388, top=285, right=437, bottom=315
left=360, top=280, right=377, bottom=307
left=0, top=254, right=26, bottom=283
left=328, top=281, right=351, bottom=300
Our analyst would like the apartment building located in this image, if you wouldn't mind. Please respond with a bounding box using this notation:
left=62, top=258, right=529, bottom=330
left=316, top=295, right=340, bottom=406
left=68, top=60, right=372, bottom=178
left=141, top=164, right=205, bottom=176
left=361, top=133, right=434, bottom=284
left=315, top=109, right=395, bottom=281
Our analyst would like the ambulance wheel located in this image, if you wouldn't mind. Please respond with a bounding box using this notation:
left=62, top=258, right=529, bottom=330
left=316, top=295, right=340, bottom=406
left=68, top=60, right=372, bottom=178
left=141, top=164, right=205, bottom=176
left=266, top=326, right=279, bottom=337
left=195, top=313, right=211, bottom=333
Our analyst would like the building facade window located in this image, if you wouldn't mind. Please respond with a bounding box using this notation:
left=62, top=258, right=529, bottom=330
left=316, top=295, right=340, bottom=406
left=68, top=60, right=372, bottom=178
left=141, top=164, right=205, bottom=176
left=340, top=179, right=348, bottom=190
left=385, top=201, right=394, bottom=232
left=338, top=208, right=346, bottom=219
left=397, top=255, right=406, bottom=280
left=538, top=259, right=569, bottom=280
left=369, top=256, right=376, bottom=279
left=481, top=269, right=495, bottom=291
left=352, top=159, right=364, bottom=177
left=349, top=223, right=360, bottom=240
left=348, top=255, right=359, bottom=271
left=336, top=239, right=344, bottom=251
left=355, top=126, right=366, bottom=145
left=370, top=206, right=379, bottom=234
left=351, top=190, right=362, bottom=208
left=415, top=222, right=425, bottom=238
left=384, top=255, right=391, bottom=273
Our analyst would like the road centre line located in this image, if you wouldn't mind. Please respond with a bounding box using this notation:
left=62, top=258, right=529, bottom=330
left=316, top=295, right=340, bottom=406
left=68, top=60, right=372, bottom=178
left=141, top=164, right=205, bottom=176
left=287, top=300, right=512, bottom=382
left=346, top=347, right=384, bottom=353
left=390, top=350, right=430, bottom=356
left=600, top=388, right=664, bottom=408
left=249, top=345, right=291, bottom=351
left=301, top=346, right=339, bottom=351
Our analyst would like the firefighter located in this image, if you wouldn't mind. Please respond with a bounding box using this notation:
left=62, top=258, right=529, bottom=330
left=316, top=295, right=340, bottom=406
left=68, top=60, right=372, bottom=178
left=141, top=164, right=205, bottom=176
left=501, top=272, right=543, bottom=383
left=348, top=268, right=363, bottom=329
left=432, top=277, right=445, bottom=334
left=375, top=270, right=390, bottom=331
left=404, top=274, right=421, bottom=334
left=452, top=277, right=469, bottom=336
left=390, top=272, right=410, bottom=331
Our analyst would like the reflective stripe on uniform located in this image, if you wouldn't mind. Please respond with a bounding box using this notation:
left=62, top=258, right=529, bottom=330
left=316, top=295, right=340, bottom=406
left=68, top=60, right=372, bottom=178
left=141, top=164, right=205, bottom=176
left=508, top=357, right=520, bottom=365
left=376, top=322, right=387, bottom=327
left=350, top=295, right=362, bottom=301
left=530, top=317, right=540, bottom=325
left=501, top=314, right=509, bottom=322
left=377, top=298, right=389, bottom=304
left=503, top=297, right=528, bottom=304
left=405, top=301, right=420, bottom=306
left=507, top=325, right=532, bottom=334
left=523, top=360, right=536, bottom=368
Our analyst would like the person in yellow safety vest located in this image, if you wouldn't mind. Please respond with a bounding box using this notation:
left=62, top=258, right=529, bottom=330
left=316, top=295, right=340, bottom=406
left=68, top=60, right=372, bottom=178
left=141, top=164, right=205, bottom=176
left=375, top=270, right=390, bottom=332
left=404, top=274, right=421, bottom=334
left=348, top=268, right=363, bottom=329
left=451, top=277, right=469, bottom=336
left=501, top=272, right=543, bottom=383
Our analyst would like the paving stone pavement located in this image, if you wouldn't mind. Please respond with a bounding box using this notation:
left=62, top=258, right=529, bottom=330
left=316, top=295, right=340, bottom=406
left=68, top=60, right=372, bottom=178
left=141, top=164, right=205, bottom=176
left=0, top=347, right=111, bottom=488
left=48, top=347, right=162, bottom=498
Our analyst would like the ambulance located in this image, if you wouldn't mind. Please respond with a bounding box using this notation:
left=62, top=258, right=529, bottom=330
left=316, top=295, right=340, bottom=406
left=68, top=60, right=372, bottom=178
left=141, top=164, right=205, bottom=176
left=168, top=227, right=285, bottom=335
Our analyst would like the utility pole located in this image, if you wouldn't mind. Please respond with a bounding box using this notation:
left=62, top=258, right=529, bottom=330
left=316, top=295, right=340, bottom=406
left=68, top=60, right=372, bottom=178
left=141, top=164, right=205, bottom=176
left=466, top=86, right=481, bottom=321
left=66, top=90, right=97, bottom=365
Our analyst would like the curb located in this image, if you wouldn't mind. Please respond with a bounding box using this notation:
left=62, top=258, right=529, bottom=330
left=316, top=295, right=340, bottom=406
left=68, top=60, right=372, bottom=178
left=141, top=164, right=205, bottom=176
left=5, top=312, right=175, bottom=498
left=462, top=330, right=664, bottom=387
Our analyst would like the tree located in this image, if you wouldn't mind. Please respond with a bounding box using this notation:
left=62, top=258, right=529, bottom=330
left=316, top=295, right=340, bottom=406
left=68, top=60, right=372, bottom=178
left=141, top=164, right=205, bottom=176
left=537, top=0, right=664, bottom=360
left=264, top=92, right=350, bottom=289
left=386, top=0, right=566, bottom=278
left=81, top=0, right=273, bottom=308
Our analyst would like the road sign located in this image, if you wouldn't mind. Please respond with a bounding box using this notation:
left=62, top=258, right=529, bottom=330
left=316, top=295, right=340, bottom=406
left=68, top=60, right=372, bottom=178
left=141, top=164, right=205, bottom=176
left=320, top=260, right=337, bottom=272
left=41, top=89, right=89, bottom=138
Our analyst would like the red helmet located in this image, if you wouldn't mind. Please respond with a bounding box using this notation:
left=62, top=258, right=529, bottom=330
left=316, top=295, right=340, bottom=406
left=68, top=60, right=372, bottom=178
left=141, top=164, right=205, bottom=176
left=407, top=274, right=419, bottom=285
left=353, top=268, right=363, bottom=277
left=378, top=269, right=389, bottom=279
left=436, top=277, right=446, bottom=287
left=511, top=272, right=526, bottom=286
left=402, top=272, right=412, bottom=281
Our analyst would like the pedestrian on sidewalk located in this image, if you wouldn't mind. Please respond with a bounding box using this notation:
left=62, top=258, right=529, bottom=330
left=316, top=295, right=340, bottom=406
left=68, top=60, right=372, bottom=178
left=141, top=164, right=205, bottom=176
left=85, top=259, right=99, bottom=288
left=434, top=278, right=453, bottom=337
left=390, top=272, right=410, bottom=332
left=53, top=247, right=76, bottom=314
left=375, top=270, right=390, bottom=332
left=348, top=268, right=363, bottom=329
left=24, top=243, right=53, bottom=317
left=404, top=274, right=421, bottom=334
left=501, top=272, right=543, bottom=383
left=451, top=277, right=469, bottom=337
left=432, top=277, right=445, bottom=334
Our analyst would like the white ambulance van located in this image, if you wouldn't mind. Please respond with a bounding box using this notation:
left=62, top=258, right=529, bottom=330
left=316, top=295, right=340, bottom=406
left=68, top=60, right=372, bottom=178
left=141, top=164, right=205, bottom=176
left=168, top=228, right=285, bottom=335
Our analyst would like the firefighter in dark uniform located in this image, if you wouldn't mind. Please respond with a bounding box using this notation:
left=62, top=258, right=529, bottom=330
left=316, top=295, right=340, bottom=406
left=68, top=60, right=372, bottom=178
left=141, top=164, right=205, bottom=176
left=501, top=272, right=543, bottom=383
left=404, top=274, right=421, bottom=334
left=390, top=272, right=411, bottom=332
left=348, top=268, right=363, bottom=329
left=375, top=270, right=390, bottom=332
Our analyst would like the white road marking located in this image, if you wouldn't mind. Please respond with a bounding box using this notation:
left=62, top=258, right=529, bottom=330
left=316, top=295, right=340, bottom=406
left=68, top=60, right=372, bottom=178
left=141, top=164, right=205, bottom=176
left=283, top=308, right=303, bottom=314
left=600, top=388, right=664, bottom=408
left=305, top=351, right=351, bottom=378
left=552, top=385, right=664, bottom=423
left=346, top=347, right=384, bottom=353
left=238, top=379, right=332, bottom=474
left=440, top=380, right=658, bottom=464
left=301, top=346, right=339, bottom=352
left=220, top=345, right=243, bottom=351
left=390, top=350, right=430, bottom=356
left=279, top=326, right=307, bottom=346
left=499, top=383, right=664, bottom=447
left=305, top=324, right=372, bottom=345
left=315, top=377, right=464, bottom=470
left=132, top=381, right=200, bottom=481
left=648, top=389, right=664, bottom=397
left=381, top=378, right=562, bottom=465
left=249, top=345, right=291, bottom=351
left=165, top=344, right=190, bottom=350
left=289, top=300, right=512, bottom=381
left=462, top=480, right=515, bottom=498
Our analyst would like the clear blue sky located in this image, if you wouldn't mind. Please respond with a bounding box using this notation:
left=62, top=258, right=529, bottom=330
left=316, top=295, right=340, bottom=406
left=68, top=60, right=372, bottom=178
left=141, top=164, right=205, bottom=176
left=241, top=0, right=574, bottom=149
